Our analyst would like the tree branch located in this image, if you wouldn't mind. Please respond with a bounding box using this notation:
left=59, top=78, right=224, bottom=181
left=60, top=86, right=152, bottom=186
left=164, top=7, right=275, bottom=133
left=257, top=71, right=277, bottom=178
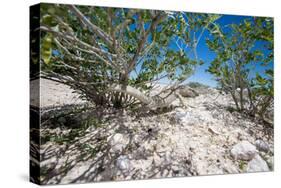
left=40, top=26, right=124, bottom=74
left=67, top=5, right=113, bottom=47
left=40, top=26, right=116, bottom=58
left=127, top=13, right=167, bottom=74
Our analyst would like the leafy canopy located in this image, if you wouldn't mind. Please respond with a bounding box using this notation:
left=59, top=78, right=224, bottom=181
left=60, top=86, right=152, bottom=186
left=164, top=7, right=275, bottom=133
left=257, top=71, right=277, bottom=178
left=206, top=17, right=273, bottom=118
left=39, top=4, right=219, bottom=107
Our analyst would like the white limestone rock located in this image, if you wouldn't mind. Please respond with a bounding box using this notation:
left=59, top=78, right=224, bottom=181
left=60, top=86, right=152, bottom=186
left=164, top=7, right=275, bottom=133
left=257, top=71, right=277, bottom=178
left=255, top=139, right=270, bottom=153
left=230, top=141, right=257, bottom=161
left=107, top=133, right=129, bottom=153
left=116, top=155, right=131, bottom=172
left=247, top=155, right=270, bottom=172
left=178, top=86, right=199, bottom=98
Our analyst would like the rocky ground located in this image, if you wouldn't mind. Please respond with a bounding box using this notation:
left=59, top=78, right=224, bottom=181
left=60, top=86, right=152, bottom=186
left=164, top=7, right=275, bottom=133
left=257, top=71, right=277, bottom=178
left=30, top=79, right=86, bottom=108
left=37, top=80, right=274, bottom=185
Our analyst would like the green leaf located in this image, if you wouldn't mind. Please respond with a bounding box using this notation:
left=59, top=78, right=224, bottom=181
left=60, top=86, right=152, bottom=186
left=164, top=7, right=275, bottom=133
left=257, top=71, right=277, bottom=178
left=41, top=33, right=53, bottom=64
left=256, top=74, right=267, bottom=85
left=41, top=14, right=58, bottom=27
left=265, top=69, right=273, bottom=77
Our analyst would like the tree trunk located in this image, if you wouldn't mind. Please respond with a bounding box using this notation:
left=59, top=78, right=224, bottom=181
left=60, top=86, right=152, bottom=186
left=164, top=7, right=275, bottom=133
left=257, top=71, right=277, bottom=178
left=107, top=84, right=177, bottom=109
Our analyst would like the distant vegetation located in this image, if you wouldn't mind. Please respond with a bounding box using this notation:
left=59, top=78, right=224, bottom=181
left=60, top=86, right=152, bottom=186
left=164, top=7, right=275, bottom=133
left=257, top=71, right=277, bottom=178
left=187, top=82, right=209, bottom=89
